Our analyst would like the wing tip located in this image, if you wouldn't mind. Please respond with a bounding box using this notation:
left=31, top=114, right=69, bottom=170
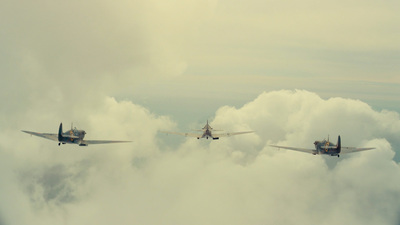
left=21, top=130, right=33, bottom=134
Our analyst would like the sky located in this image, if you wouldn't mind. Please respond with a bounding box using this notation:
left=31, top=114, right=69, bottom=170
left=1, top=0, right=400, bottom=224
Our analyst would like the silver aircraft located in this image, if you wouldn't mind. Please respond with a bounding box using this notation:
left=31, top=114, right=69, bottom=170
left=161, top=120, right=254, bottom=140
left=270, top=136, right=375, bottom=157
left=22, top=123, right=131, bottom=146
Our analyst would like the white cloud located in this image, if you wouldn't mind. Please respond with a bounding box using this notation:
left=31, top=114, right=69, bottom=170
left=1, top=90, right=400, bottom=225
left=214, top=90, right=400, bottom=148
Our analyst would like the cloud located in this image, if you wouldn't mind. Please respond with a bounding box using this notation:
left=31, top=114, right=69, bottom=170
left=214, top=90, right=400, bottom=152
left=1, top=90, right=400, bottom=225
left=0, top=0, right=202, bottom=77
left=0, top=0, right=220, bottom=123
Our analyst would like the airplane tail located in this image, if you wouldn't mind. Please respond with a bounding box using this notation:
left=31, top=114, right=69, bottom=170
left=337, top=135, right=341, bottom=153
left=58, top=123, right=63, bottom=141
left=203, top=120, right=211, bottom=130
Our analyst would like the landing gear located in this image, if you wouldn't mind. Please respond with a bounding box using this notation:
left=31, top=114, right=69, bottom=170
left=58, top=143, right=61, bottom=146
left=337, top=154, right=340, bottom=158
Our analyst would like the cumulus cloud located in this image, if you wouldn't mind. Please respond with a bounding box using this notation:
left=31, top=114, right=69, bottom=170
left=214, top=90, right=400, bottom=152
left=1, top=90, right=400, bottom=225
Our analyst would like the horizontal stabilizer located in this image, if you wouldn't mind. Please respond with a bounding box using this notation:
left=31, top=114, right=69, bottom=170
left=321, top=146, right=338, bottom=149
left=63, top=134, right=80, bottom=139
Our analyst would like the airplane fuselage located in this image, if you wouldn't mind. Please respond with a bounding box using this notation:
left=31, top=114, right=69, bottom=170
left=58, top=124, right=87, bottom=145
left=201, top=128, right=213, bottom=139
left=198, top=128, right=217, bottom=139
left=314, top=140, right=340, bottom=156
left=196, top=121, right=219, bottom=140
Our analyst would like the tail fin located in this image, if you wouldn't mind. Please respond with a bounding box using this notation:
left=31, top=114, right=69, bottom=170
left=337, top=135, right=341, bottom=153
left=58, top=123, right=63, bottom=141
left=203, top=120, right=210, bottom=130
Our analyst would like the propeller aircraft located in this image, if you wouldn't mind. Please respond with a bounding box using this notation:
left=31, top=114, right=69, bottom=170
left=270, top=135, right=375, bottom=157
left=161, top=120, right=254, bottom=140
left=22, top=123, right=131, bottom=146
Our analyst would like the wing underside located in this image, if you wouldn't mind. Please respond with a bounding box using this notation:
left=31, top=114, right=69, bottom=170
left=81, top=140, right=132, bottom=145
left=270, top=145, right=317, bottom=154
left=22, top=130, right=59, bottom=141
left=160, top=131, right=202, bottom=138
left=23, top=130, right=131, bottom=145
left=212, top=131, right=254, bottom=138
left=341, top=147, right=375, bottom=154
left=161, top=131, right=253, bottom=138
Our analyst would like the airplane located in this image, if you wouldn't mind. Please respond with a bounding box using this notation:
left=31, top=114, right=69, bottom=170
left=22, top=123, right=132, bottom=146
left=161, top=120, right=254, bottom=140
left=269, top=135, right=375, bottom=157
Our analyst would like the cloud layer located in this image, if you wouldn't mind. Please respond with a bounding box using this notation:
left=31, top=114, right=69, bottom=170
left=1, top=90, right=400, bottom=225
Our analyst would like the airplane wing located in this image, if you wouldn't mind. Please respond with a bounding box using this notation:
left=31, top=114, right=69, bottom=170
left=80, top=140, right=132, bottom=145
left=212, top=131, right=254, bottom=138
left=160, top=131, right=203, bottom=138
left=269, top=145, right=317, bottom=154
left=22, top=130, right=59, bottom=142
left=340, top=147, right=375, bottom=154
